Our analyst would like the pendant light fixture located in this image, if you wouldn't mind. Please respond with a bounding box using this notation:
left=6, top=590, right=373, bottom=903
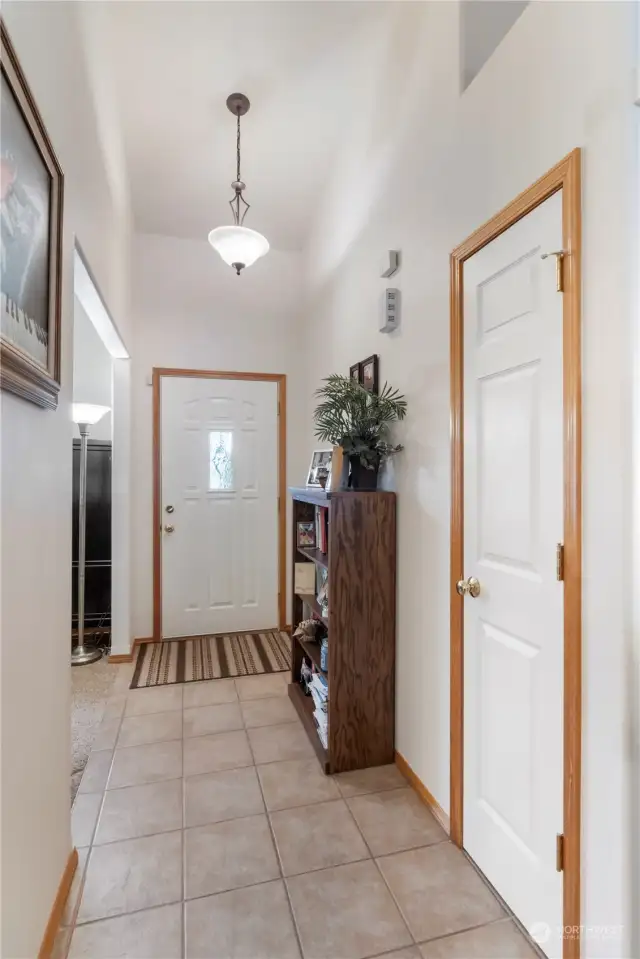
left=208, top=93, right=269, bottom=275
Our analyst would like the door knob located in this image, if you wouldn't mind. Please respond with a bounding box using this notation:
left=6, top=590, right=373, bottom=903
left=456, top=576, right=481, bottom=598
left=164, top=524, right=175, bottom=534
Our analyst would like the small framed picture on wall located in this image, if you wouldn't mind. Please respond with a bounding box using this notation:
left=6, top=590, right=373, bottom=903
left=349, top=362, right=361, bottom=383
left=361, top=354, right=379, bottom=394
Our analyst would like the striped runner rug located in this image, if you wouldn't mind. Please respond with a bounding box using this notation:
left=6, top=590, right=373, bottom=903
left=130, top=631, right=292, bottom=689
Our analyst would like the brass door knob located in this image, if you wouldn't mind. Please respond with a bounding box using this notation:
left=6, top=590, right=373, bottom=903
left=164, top=524, right=175, bottom=534
left=456, top=576, right=481, bottom=598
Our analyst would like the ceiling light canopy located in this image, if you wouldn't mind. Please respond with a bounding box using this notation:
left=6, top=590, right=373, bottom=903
left=208, top=94, right=269, bottom=275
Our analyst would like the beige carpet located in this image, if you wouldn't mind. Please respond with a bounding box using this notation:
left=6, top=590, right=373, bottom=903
left=71, top=655, right=116, bottom=802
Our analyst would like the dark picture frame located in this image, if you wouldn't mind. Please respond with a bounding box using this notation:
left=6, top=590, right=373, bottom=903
left=361, top=354, right=379, bottom=394
left=1, top=21, right=64, bottom=409
left=349, top=362, right=361, bottom=383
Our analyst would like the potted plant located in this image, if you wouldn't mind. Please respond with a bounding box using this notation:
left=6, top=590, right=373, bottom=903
left=313, top=374, right=407, bottom=490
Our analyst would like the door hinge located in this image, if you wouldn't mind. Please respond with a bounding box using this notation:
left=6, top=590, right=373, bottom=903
left=556, top=833, right=565, bottom=872
left=556, top=543, right=564, bottom=581
left=541, top=250, right=565, bottom=293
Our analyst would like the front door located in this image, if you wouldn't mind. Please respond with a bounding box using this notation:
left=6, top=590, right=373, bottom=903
left=462, top=192, right=564, bottom=956
left=160, top=375, right=279, bottom=638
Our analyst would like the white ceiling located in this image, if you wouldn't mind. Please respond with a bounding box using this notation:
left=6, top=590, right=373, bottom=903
left=103, top=1, right=388, bottom=252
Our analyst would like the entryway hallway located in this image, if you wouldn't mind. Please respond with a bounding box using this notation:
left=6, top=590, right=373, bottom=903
left=63, top=667, right=537, bottom=959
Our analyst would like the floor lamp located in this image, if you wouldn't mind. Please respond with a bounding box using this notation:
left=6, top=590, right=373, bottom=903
left=71, top=403, right=110, bottom=667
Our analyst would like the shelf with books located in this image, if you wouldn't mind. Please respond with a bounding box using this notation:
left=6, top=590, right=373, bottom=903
left=289, top=680, right=330, bottom=772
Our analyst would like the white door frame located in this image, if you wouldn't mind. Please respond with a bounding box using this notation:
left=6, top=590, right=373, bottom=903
left=152, top=367, right=287, bottom=640
left=449, top=149, right=582, bottom=959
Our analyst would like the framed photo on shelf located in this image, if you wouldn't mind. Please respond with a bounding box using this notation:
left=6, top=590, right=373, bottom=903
left=306, top=449, right=332, bottom=487
left=361, top=354, right=379, bottom=394
left=1, top=23, right=64, bottom=409
left=297, top=521, right=316, bottom=548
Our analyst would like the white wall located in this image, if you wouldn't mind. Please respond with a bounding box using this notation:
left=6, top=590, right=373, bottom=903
left=0, top=4, right=131, bottom=956
left=130, top=233, right=304, bottom=639
left=72, top=297, right=113, bottom=441
left=302, top=2, right=635, bottom=955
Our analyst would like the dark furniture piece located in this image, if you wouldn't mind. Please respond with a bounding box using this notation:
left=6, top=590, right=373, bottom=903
left=72, top=440, right=112, bottom=634
left=289, top=487, right=396, bottom=774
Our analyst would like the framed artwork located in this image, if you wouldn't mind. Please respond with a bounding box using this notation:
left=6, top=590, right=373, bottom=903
left=297, top=521, right=316, bottom=548
left=349, top=362, right=361, bottom=383
left=361, top=354, right=379, bottom=394
left=1, top=22, right=64, bottom=409
left=306, top=449, right=332, bottom=487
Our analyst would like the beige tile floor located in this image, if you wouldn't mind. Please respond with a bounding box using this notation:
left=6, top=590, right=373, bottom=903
left=61, top=663, right=539, bottom=959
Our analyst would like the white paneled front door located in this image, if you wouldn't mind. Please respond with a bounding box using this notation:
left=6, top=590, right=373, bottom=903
left=161, top=376, right=279, bottom=638
left=462, top=192, right=564, bottom=957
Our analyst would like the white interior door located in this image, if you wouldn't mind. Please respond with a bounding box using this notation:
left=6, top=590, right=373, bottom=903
left=161, top=375, right=279, bottom=638
left=462, top=192, right=564, bottom=957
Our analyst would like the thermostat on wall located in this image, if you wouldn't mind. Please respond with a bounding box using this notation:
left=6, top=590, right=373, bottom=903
left=380, top=288, right=400, bottom=333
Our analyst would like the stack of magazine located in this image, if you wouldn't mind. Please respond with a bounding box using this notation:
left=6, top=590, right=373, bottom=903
left=309, top=671, right=329, bottom=749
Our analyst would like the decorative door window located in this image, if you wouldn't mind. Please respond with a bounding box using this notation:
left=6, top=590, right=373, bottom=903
left=209, top=431, right=234, bottom=490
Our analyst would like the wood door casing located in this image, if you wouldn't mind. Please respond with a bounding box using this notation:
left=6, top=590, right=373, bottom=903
left=152, top=368, right=287, bottom=640
left=450, top=149, right=582, bottom=959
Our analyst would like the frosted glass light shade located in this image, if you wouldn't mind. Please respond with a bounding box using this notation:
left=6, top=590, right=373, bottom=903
left=208, top=225, right=269, bottom=273
left=72, top=403, right=110, bottom=425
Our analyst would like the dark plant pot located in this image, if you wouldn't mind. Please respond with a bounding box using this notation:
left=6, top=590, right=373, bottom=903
left=348, top=455, right=379, bottom=491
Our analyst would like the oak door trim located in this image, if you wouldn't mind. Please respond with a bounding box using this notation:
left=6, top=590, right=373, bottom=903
left=449, top=148, right=582, bottom=959
left=152, top=367, right=287, bottom=640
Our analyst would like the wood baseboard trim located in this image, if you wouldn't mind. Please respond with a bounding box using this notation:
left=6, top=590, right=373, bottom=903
left=38, top=848, right=78, bottom=959
left=395, top=750, right=450, bottom=835
left=107, top=637, right=152, bottom=664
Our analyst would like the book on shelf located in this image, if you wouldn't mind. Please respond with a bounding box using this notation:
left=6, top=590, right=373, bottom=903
left=313, top=709, right=328, bottom=749
left=294, top=562, right=315, bottom=595
left=315, top=505, right=329, bottom=554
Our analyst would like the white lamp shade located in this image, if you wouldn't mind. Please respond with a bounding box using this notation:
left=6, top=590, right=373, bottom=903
left=72, top=403, right=110, bottom=425
left=208, top=225, right=269, bottom=271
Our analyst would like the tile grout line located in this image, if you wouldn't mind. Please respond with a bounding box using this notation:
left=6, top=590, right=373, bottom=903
left=340, top=795, right=417, bottom=948
left=240, top=677, right=307, bottom=959
left=341, top=792, right=514, bottom=953
left=66, top=664, right=133, bottom=950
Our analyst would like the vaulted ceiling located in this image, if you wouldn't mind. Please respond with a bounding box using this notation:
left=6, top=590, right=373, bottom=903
left=102, top=1, right=388, bottom=252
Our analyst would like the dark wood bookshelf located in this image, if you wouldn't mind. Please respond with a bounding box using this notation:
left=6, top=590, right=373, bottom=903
left=290, top=487, right=396, bottom=775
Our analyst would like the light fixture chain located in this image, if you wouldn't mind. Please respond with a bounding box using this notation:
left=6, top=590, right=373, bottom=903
left=236, top=112, right=241, bottom=182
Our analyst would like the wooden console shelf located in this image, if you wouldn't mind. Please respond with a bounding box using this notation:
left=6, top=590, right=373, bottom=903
left=290, top=487, right=396, bottom=775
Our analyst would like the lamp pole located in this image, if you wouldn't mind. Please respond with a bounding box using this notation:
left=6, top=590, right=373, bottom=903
left=71, top=413, right=106, bottom=666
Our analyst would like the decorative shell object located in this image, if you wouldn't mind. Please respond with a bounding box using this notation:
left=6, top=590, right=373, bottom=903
left=293, top=618, right=320, bottom=641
